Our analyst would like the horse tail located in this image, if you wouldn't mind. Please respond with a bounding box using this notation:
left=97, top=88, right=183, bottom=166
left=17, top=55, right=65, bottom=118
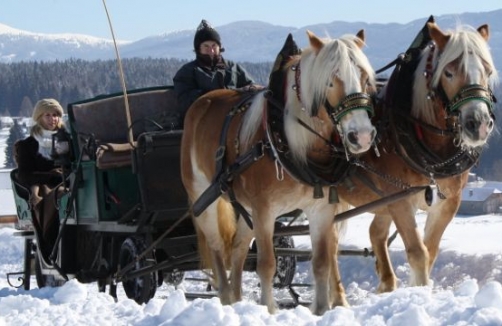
left=194, top=198, right=237, bottom=281
left=217, top=198, right=237, bottom=267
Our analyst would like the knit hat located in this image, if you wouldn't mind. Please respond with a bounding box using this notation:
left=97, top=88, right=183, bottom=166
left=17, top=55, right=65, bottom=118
left=32, top=98, right=64, bottom=122
left=193, top=19, right=221, bottom=52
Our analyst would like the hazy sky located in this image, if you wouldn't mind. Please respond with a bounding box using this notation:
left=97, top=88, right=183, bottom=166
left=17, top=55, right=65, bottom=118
left=1, top=0, right=500, bottom=41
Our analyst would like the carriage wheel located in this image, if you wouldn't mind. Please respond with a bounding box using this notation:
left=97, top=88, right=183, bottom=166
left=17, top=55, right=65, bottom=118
left=119, top=237, right=157, bottom=304
left=273, top=222, right=297, bottom=289
left=34, top=251, right=66, bottom=288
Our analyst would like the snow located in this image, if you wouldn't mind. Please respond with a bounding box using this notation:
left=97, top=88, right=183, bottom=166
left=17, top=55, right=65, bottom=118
left=0, top=23, right=131, bottom=45
left=1, top=208, right=502, bottom=325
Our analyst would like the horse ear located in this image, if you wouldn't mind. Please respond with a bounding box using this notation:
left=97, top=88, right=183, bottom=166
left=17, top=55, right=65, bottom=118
left=477, top=24, right=490, bottom=41
left=307, top=30, right=324, bottom=53
left=355, top=30, right=365, bottom=48
left=427, top=22, right=450, bottom=51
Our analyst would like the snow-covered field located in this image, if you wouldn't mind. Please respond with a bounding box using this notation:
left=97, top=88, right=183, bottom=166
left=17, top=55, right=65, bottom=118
left=1, top=212, right=502, bottom=325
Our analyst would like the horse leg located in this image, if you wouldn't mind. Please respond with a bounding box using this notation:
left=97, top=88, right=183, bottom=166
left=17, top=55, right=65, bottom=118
left=230, top=217, right=254, bottom=301
left=253, top=210, right=277, bottom=314
left=329, top=220, right=349, bottom=308
left=423, top=196, right=460, bottom=272
left=308, top=205, right=346, bottom=315
left=369, top=213, right=396, bottom=292
left=389, top=204, right=429, bottom=287
left=208, top=249, right=232, bottom=303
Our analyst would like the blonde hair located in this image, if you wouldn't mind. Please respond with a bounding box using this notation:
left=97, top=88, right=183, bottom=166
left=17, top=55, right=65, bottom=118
left=30, top=98, right=65, bottom=137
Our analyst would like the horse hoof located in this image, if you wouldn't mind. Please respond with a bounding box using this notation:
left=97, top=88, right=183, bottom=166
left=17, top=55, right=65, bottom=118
left=311, top=304, right=329, bottom=316
left=377, top=282, right=396, bottom=293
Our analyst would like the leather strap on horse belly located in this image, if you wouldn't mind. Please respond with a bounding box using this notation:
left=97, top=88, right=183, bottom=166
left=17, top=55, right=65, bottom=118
left=191, top=141, right=265, bottom=229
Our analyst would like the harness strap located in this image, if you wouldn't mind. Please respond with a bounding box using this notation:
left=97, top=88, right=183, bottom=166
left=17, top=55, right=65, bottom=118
left=192, top=140, right=267, bottom=228
left=353, top=172, right=385, bottom=197
left=213, top=106, right=243, bottom=182
left=226, top=185, right=253, bottom=230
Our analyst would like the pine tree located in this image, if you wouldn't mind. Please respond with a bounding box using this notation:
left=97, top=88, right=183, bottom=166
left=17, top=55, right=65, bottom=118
left=4, top=119, right=26, bottom=168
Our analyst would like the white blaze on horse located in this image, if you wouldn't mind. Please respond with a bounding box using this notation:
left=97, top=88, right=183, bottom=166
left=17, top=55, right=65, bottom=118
left=337, top=19, right=498, bottom=294
left=180, top=30, right=376, bottom=315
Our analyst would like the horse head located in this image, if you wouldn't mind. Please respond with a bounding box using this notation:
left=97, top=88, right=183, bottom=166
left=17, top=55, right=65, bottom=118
left=413, top=22, right=498, bottom=148
left=284, top=30, right=377, bottom=161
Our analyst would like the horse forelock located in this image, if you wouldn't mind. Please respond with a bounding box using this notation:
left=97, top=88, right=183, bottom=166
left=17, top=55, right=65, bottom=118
left=412, top=25, right=498, bottom=124
left=301, top=35, right=374, bottom=115
left=432, top=26, right=497, bottom=88
left=340, top=34, right=376, bottom=87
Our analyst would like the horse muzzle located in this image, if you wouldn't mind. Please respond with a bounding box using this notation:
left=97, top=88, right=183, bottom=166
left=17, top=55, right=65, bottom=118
left=345, top=125, right=377, bottom=154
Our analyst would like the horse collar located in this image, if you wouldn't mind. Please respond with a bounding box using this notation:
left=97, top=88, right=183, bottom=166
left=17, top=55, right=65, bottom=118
left=291, top=62, right=302, bottom=103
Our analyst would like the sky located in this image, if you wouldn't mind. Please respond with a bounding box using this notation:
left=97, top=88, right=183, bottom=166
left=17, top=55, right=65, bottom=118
left=1, top=1, right=501, bottom=41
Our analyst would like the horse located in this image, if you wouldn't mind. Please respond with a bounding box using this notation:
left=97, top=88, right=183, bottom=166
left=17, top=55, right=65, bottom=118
left=180, top=30, right=377, bottom=315
left=335, top=20, right=499, bottom=294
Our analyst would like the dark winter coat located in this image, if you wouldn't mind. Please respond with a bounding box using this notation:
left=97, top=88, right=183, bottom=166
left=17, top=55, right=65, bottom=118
left=14, top=136, right=62, bottom=188
left=173, top=58, right=255, bottom=123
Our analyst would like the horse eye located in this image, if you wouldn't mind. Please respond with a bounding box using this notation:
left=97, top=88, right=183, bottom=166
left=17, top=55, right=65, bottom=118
left=444, top=70, right=453, bottom=79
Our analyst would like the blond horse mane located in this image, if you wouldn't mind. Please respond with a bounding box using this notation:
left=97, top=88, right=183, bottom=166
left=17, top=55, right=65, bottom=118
left=412, top=25, right=499, bottom=125
left=239, top=34, right=374, bottom=163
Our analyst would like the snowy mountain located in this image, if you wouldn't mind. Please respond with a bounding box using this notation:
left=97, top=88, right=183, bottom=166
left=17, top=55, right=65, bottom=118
left=0, top=23, right=130, bottom=62
left=1, top=10, right=502, bottom=69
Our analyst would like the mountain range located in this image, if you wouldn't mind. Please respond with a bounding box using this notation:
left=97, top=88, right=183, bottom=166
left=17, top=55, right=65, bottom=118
left=1, top=10, right=502, bottom=71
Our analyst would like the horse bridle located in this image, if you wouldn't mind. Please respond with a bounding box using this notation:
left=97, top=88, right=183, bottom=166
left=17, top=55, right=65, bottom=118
left=291, top=62, right=375, bottom=126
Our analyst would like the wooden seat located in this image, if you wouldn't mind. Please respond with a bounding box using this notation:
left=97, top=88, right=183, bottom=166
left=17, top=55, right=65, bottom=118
left=96, top=142, right=136, bottom=169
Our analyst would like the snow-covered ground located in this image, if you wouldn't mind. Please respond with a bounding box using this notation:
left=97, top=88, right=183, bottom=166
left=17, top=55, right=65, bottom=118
left=1, top=211, right=502, bottom=325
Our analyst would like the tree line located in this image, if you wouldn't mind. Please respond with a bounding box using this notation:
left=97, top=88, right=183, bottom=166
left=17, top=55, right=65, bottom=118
left=0, top=58, right=272, bottom=168
left=0, top=58, right=272, bottom=117
left=1, top=58, right=502, bottom=182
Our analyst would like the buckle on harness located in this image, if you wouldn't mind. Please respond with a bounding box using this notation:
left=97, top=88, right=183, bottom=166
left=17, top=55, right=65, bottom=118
left=215, top=146, right=225, bottom=160
left=254, top=141, right=266, bottom=161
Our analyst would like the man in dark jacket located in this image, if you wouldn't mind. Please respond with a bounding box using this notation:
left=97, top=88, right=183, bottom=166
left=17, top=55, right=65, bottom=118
left=173, top=19, right=260, bottom=125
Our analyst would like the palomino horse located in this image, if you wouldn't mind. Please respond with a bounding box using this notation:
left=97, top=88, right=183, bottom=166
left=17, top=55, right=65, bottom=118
left=336, top=20, right=498, bottom=293
left=181, top=30, right=376, bottom=315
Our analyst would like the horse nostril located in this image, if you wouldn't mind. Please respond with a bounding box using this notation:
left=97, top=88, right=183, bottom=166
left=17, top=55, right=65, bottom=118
left=465, top=119, right=479, bottom=133
left=347, top=131, right=358, bottom=145
left=488, top=119, right=494, bottom=131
